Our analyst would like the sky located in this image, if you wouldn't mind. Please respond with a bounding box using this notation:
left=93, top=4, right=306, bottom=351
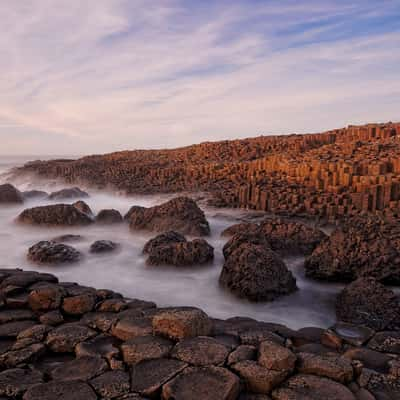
left=0, top=0, right=400, bottom=156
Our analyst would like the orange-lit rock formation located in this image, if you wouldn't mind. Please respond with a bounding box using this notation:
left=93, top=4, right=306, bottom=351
left=17, top=122, right=400, bottom=221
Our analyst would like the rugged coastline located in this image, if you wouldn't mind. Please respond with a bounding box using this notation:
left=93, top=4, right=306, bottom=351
left=1, top=268, right=399, bottom=400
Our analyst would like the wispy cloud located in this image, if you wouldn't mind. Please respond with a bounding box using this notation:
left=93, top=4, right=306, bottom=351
left=0, top=0, right=399, bottom=155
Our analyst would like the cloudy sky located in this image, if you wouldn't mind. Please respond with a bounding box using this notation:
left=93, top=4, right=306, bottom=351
left=1, top=0, right=399, bottom=155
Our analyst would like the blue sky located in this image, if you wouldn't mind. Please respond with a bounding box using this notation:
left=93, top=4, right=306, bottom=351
left=0, top=0, right=399, bottom=155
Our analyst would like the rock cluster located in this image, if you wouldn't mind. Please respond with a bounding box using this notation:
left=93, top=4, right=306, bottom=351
left=0, top=268, right=399, bottom=399
left=48, top=187, right=89, bottom=200
left=219, top=233, right=297, bottom=302
left=143, top=232, right=214, bottom=267
left=305, top=215, right=400, bottom=284
left=14, top=123, right=400, bottom=222
left=128, top=197, right=210, bottom=236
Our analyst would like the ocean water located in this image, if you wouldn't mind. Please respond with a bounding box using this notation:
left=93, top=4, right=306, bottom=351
left=0, top=155, right=342, bottom=329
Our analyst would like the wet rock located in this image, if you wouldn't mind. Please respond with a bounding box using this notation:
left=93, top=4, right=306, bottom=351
left=0, top=343, right=46, bottom=368
left=17, top=324, right=50, bottom=342
left=126, top=298, right=157, bottom=310
left=97, top=298, right=127, bottom=312
left=297, top=352, right=354, bottom=383
left=272, top=374, right=356, bottom=400
left=0, top=320, right=36, bottom=338
left=358, top=368, right=400, bottom=399
left=128, top=197, right=210, bottom=236
left=62, top=293, right=96, bottom=315
left=171, top=336, right=229, bottom=366
left=368, top=331, right=400, bottom=354
left=28, top=284, right=66, bottom=311
left=219, top=243, right=297, bottom=302
left=75, top=334, right=120, bottom=361
left=1, top=270, right=58, bottom=290
left=258, top=340, right=296, bottom=372
left=48, top=187, right=89, bottom=200
left=28, top=241, right=82, bottom=265
left=130, top=358, right=187, bottom=397
left=90, top=240, right=119, bottom=253
left=46, top=323, right=97, bottom=352
left=305, top=217, right=400, bottom=284
left=152, top=307, right=212, bottom=340
left=336, top=278, right=400, bottom=331
left=292, top=326, right=324, bottom=346
left=112, top=316, right=153, bottom=341
left=0, top=309, right=35, bottom=323
left=331, top=322, right=375, bottom=347
left=146, top=238, right=214, bottom=267
left=23, top=380, right=97, bottom=400
left=51, top=234, right=83, bottom=243
left=39, top=310, right=64, bottom=326
left=0, top=368, right=43, bottom=397
left=162, top=366, right=240, bottom=400
left=50, top=356, right=108, bottom=381
left=321, top=329, right=343, bottom=351
left=143, top=231, right=186, bottom=254
left=0, top=183, right=23, bottom=203
left=96, top=209, right=123, bottom=224
left=72, top=200, right=93, bottom=216
left=18, top=204, right=93, bottom=226
left=81, top=311, right=119, bottom=332
left=121, top=335, right=173, bottom=364
left=90, top=370, right=130, bottom=398
left=343, top=347, right=392, bottom=373
left=22, top=190, right=48, bottom=200
left=227, top=345, right=257, bottom=365
left=231, top=360, right=287, bottom=394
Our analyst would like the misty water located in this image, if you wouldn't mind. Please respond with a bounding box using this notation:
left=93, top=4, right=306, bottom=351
left=0, top=156, right=343, bottom=330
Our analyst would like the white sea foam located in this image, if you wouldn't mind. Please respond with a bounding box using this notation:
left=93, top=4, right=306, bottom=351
left=0, top=156, right=341, bottom=329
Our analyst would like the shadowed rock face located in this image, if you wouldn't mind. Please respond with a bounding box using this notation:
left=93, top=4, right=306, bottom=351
left=17, top=204, right=93, bottom=226
left=305, top=216, right=400, bottom=284
left=219, top=242, right=297, bottom=302
left=96, top=209, right=123, bottom=224
left=0, top=183, right=23, bottom=204
left=90, top=240, right=119, bottom=254
left=336, top=277, right=400, bottom=331
left=143, top=231, right=187, bottom=254
left=128, top=197, right=210, bottom=236
left=0, top=268, right=399, bottom=399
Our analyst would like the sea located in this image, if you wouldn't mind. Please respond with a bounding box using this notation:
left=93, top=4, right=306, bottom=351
left=0, top=155, right=342, bottom=329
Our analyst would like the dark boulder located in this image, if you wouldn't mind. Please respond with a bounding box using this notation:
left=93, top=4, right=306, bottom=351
left=336, top=277, right=400, bottom=330
left=146, top=238, right=214, bottom=267
left=72, top=200, right=93, bottom=217
left=0, top=183, right=23, bottom=203
left=50, top=356, right=108, bottom=381
left=18, top=204, right=93, bottom=226
left=90, top=240, right=119, bottom=254
left=48, top=187, right=89, bottom=200
left=28, top=241, right=82, bottom=265
left=219, top=243, right=297, bottom=302
left=96, top=209, right=123, bottom=224
left=143, top=231, right=186, bottom=254
left=305, top=216, right=400, bottom=284
left=128, top=197, right=210, bottom=236
left=0, top=368, right=43, bottom=398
